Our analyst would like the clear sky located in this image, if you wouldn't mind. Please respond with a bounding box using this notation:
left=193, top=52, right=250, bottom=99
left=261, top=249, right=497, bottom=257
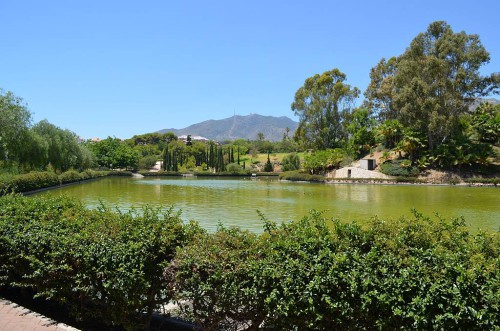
left=1, top=0, right=499, bottom=139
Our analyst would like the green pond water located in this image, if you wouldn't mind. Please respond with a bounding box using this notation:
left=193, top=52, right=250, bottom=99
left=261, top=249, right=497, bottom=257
left=37, top=177, right=499, bottom=232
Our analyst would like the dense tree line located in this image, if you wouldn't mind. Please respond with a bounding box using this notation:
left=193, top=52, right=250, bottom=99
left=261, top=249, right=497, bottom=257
left=162, top=142, right=244, bottom=173
left=292, top=21, right=499, bottom=174
left=0, top=90, right=94, bottom=173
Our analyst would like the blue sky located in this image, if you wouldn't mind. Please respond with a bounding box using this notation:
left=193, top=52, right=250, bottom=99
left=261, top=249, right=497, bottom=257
left=1, top=0, right=499, bottom=139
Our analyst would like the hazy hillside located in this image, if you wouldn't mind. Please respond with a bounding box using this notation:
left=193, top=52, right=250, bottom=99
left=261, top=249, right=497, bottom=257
left=157, top=114, right=299, bottom=142
left=469, top=97, right=500, bottom=110
left=155, top=98, right=498, bottom=142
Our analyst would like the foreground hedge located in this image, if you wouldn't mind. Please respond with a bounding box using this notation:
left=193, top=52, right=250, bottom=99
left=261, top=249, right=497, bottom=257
left=0, top=194, right=189, bottom=330
left=1, top=194, right=498, bottom=330
left=175, top=211, right=499, bottom=330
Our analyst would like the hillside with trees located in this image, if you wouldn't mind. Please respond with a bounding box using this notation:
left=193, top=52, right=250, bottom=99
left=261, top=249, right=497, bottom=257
left=157, top=114, right=298, bottom=142
left=291, top=21, right=499, bottom=177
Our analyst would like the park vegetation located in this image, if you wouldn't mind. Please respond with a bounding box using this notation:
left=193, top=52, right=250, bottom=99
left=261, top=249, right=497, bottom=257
left=0, top=90, right=94, bottom=174
left=2, top=21, right=500, bottom=182
left=292, top=21, right=499, bottom=177
left=0, top=20, right=499, bottom=330
left=0, top=194, right=498, bottom=330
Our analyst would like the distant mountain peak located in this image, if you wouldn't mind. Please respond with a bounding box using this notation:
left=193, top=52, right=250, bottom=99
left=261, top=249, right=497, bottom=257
left=157, top=114, right=298, bottom=141
left=470, top=97, right=500, bottom=110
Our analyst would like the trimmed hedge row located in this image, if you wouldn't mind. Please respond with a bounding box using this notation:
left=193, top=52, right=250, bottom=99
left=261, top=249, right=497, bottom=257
left=175, top=211, right=500, bottom=330
left=1, top=195, right=498, bottom=330
left=138, top=170, right=280, bottom=177
left=0, top=194, right=189, bottom=330
left=0, top=170, right=108, bottom=194
left=464, top=177, right=500, bottom=185
left=279, top=170, right=325, bottom=182
left=9, top=171, right=60, bottom=192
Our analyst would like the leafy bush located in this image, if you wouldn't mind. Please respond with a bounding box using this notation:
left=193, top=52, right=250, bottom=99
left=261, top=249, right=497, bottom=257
left=174, top=226, right=265, bottom=330
left=0, top=194, right=190, bottom=330
left=464, top=177, right=499, bottom=185
left=304, top=149, right=346, bottom=174
left=80, top=169, right=107, bottom=180
left=0, top=173, right=14, bottom=193
left=226, top=162, right=244, bottom=174
left=380, top=159, right=419, bottom=177
left=2, top=194, right=498, bottom=329
left=0, top=170, right=109, bottom=194
left=138, top=155, right=158, bottom=170
left=139, top=170, right=182, bottom=176
left=9, top=171, right=60, bottom=192
left=174, top=211, right=500, bottom=330
left=279, top=171, right=325, bottom=182
left=430, top=141, right=494, bottom=169
left=281, top=153, right=301, bottom=171
left=393, top=176, right=425, bottom=183
left=107, top=170, right=133, bottom=176
left=59, top=169, right=83, bottom=184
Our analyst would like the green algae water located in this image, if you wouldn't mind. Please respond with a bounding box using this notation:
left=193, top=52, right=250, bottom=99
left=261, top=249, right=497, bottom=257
left=37, top=177, right=499, bottom=232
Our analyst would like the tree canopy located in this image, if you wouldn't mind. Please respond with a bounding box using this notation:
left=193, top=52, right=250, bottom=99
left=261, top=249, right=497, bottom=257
left=365, top=21, right=499, bottom=152
left=0, top=89, right=31, bottom=163
left=292, top=69, right=360, bottom=150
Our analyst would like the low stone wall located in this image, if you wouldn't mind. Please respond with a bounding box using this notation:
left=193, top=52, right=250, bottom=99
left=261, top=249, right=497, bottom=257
left=327, top=167, right=392, bottom=179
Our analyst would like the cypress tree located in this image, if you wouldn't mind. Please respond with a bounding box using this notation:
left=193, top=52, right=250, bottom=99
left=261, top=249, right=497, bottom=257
left=221, top=148, right=225, bottom=172
left=264, top=151, right=273, bottom=172
left=209, top=144, right=214, bottom=169
left=162, top=146, right=168, bottom=171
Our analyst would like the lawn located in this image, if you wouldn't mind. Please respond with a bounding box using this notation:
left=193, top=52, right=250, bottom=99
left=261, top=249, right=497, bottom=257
left=241, top=152, right=305, bottom=165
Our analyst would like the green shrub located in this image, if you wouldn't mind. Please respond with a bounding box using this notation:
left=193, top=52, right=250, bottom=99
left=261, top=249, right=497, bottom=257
left=174, top=226, right=265, bottom=330
left=0, top=194, right=190, bottom=330
left=174, top=211, right=500, bottom=330
left=80, top=169, right=107, bottom=180
left=108, top=170, right=133, bottom=176
left=393, top=176, right=425, bottom=183
left=9, top=171, right=60, bottom=192
left=226, top=162, right=244, bottom=174
left=139, top=170, right=182, bottom=176
left=59, top=170, right=83, bottom=184
left=279, top=171, right=325, bottom=182
left=0, top=170, right=110, bottom=194
left=138, top=156, right=158, bottom=170
left=281, top=153, right=301, bottom=171
left=2, top=194, right=498, bottom=329
left=0, top=173, right=14, bottom=193
left=464, top=177, right=499, bottom=185
left=380, top=159, right=419, bottom=177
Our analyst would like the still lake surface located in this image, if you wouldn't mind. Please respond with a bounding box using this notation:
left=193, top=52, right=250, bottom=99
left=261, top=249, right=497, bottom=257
left=37, top=176, right=499, bottom=232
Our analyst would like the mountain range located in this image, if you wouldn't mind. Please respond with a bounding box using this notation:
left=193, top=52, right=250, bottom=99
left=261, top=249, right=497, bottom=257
left=469, top=97, right=500, bottom=110
left=157, top=114, right=299, bottom=142
left=155, top=98, right=498, bottom=142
